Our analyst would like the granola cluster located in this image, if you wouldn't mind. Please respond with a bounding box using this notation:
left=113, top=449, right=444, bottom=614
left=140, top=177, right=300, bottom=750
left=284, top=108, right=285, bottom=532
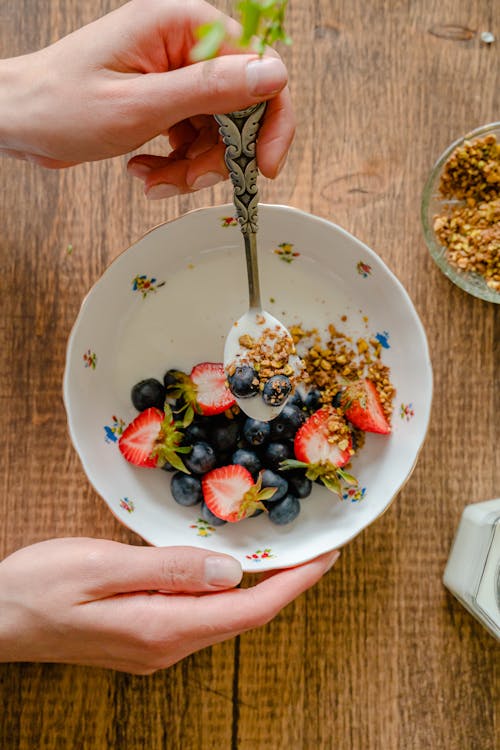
left=433, top=133, right=500, bottom=293
left=228, top=320, right=300, bottom=391
left=289, top=323, right=396, bottom=420
left=323, top=407, right=353, bottom=453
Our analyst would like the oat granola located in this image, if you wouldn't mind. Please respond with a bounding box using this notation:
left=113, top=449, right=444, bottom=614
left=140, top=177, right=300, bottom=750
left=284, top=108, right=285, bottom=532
left=433, top=133, right=500, bottom=292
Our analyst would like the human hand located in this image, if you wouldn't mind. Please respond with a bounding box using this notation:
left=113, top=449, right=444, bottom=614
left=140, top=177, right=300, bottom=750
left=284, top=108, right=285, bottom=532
left=0, top=538, right=339, bottom=674
left=0, top=0, right=295, bottom=197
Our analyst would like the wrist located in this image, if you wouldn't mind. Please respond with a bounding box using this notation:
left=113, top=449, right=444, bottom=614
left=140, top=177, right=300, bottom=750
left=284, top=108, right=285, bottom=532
left=0, top=52, right=42, bottom=154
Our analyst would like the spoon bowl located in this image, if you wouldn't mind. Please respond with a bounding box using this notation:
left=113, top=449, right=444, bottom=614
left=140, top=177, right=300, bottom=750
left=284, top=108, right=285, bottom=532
left=223, top=308, right=303, bottom=421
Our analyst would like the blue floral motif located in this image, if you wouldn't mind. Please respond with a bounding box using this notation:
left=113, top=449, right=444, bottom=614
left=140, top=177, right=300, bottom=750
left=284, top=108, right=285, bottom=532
left=375, top=331, right=390, bottom=349
left=132, top=274, right=165, bottom=298
left=104, top=416, right=126, bottom=443
left=342, top=486, right=367, bottom=503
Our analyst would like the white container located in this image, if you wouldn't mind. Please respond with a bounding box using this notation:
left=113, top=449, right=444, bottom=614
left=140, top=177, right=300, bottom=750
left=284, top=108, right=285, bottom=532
left=443, top=498, right=500, bottom=640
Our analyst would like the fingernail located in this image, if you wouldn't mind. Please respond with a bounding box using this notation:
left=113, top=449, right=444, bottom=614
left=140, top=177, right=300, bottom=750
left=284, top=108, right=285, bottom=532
left=325, top=550, right=341, bottom=573
left=190, top=172, right=224, bottom=191
left=128, top=162, right=153, bottom=178
left=145, top=183, right=179, bottom=200
left=246, top=57, right=287, bottom=97
left=205, top=556, right=243, bottom=587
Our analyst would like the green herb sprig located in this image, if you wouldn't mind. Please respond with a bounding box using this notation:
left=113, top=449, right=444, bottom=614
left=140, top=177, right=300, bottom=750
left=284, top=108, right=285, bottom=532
left=191, top=0, right=291, bottom=62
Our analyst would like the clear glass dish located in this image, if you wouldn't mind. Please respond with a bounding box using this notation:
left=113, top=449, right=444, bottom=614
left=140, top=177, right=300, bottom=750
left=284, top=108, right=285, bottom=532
left=421, top=122, right=500, bottom=304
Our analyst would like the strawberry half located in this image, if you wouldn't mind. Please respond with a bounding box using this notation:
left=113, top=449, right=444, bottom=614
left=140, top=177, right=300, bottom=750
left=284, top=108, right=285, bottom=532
left=168, top=362, right=235, bottom=417
left=280, top=406, right=357, bottom=496
left=202, top=465, right=276, bottom=522
left=342, top=378, right=391, bottom=434
left=294, top=406, right=352, bottom=467
left=118, top=407, right=163, bottom=467
left=118, top=405, right=191, bottom=471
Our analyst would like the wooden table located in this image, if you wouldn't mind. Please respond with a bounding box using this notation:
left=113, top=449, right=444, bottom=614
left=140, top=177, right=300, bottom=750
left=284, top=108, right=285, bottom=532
left=1, top=1, right=498, bottom=748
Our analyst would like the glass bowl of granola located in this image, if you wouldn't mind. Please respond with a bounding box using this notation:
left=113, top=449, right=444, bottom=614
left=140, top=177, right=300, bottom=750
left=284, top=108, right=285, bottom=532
left=421, top=122, right=500, bottom=303
left=63, top=204, right=433, bottom=571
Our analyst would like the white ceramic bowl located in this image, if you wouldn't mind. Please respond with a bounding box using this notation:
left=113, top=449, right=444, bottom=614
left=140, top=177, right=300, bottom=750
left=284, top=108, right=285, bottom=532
left=63, top=204, right=433, bottom=571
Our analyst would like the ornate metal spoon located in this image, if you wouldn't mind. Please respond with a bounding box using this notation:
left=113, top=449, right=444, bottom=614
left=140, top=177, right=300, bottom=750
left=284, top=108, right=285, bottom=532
left=215, top=104, right=303, bottom=421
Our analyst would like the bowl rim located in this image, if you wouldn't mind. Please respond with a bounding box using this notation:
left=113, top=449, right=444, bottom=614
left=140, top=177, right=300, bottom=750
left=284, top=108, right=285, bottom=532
left=63, top=202, right=433, bottom=570
left=421, top=121, right=500, bottom=304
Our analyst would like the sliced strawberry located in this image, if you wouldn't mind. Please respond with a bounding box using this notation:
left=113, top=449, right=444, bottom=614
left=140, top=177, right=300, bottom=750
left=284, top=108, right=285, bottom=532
left=118, top=407, right=164, bottom=467
left=118, top=405, right=191, bottom=471
left=167, top=362, right=235, bottom=417
left=202, top=465, right=276, bottom=522
left=342, top=378, right=391, bottom=434
left=190, top=362, right=235, bottom=415
left=280, top=407, right=357, bottom=496
left=293, top=406, right=352, bottom=468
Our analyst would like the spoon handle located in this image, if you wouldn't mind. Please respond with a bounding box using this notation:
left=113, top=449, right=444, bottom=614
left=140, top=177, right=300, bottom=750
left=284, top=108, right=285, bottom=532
left=214, top=102, right=266, bottom=310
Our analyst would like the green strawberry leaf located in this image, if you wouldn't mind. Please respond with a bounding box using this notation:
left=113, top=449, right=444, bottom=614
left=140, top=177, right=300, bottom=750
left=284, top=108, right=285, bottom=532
left=336, top=467, right=358, bottom=486
left=279, top=459, right=310, bottom=471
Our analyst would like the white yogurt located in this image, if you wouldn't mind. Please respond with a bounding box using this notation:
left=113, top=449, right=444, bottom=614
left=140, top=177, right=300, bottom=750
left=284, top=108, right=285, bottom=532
left=223, top=309, right=303, bottom=422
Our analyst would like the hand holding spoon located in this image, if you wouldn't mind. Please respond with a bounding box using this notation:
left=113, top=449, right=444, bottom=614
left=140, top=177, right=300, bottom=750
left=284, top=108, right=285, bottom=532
left=214, top=104, right=303, bottom=422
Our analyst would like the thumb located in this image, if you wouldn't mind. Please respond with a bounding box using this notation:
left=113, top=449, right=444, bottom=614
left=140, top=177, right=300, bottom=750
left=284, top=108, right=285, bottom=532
left=133, top=54, right=288, bottom=129
left=82, top=543, right=243, bottom=597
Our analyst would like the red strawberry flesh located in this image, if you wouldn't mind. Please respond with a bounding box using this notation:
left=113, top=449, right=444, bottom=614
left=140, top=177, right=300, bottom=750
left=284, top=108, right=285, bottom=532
left=118, top=407, right=163, bottom=467
left=202, top=465, right=256, bottom=522
left=190, top=362, right=235, bottom=416
left=343, top=378, right=391, bottom=434
left=294, top=407, right=352, bottom=468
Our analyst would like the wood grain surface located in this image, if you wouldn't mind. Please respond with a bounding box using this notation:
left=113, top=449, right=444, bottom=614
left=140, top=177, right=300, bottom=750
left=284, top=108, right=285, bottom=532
left=0, top=1, right=499, bottom=748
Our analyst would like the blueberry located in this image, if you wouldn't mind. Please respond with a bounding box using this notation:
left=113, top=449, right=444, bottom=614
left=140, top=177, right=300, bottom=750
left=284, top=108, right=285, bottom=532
left=304, top=388, right=322, bottom=412
left=163, top=368, right=183, bottom=389
left=250, top=508, right=265, bottom=517
left=209, top=419, right=241, bottom=453
left=260, top=469, right=289, bottom=503
left=216, top=451, right=233, bottom=468
left=232, top=448, right=262, bottom=479
left=183, top=421, right=209, bottom=445
left=331, top=389, right=344, bottom=408
left=200, top=501, right=227, bottom=526
left=131, top=378, right=166, bottom=411
left=288, top=390, right=305, bottom=409
left=243, top=418, right=271, bottom=446
left=171, top=472, right=202, bottom=506
left=270, top=404, right=306, bottom=441
left=287, top=471, right=312, bottom=499
left=268, top=494, right=301, bottom=525
left=262, top=441, right=293, bottom=471
left=227, top=365, right=259, bottom=398
left=184, top=441, right=217, bottom=475
left=262, top=374, right=292, bottom=406
left=161, top=459, right=176, bottom=472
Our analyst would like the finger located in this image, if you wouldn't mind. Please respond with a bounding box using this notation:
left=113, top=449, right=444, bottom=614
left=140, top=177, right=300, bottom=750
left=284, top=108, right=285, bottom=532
left=81, top=543, right=243, bottom=596
left=256, top=87, right=295, bottom=178
left=183, top=549, right=341, bottom=637
left=128, top=144, right=228, bottom=197
left=185, top=123, right=220, bottom=159
left=184, top=142, right=227, bottom=187
left=168, top=120, right=198, bottom=150
left=129, top=53, right=288, bottom=131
